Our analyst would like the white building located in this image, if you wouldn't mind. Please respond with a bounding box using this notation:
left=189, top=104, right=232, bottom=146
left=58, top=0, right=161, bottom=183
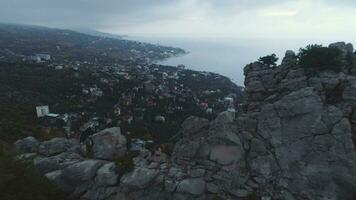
left=36, top=54, right=51, bottom=61
left=36, top=106, right=50, bottom=118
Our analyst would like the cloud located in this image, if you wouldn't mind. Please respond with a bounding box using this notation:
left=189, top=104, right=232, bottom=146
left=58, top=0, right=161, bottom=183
left=260, top=10, right=298, bottom=17
left=0, top=0, right=355, bottom=39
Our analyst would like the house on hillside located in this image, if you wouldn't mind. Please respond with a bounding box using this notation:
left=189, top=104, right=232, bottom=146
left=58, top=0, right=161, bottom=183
left=36, top=105, right=50, bottom=118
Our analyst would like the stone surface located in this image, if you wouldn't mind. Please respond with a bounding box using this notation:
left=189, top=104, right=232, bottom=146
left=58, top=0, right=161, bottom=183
left=179, top=116, right=209, bottom=137
left=14, top=136, right=40, bottom=153
left=209, top=145, right=241, bottom=165
left=62, top=160, right=103, bottom=182
left=95, top=162, right=118, bottom=186
left=90, top=127, right=127, bottom=160
left=34, top=152, right=83, bottom=175
left=120, top=167, right=159, bottom=189
left=177, top=178, right=206, bottom=196
left=38, top=138, right=80, bottom=156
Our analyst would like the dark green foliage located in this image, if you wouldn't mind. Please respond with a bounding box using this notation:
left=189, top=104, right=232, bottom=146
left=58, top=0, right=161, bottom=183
left=0, top=144, right=65, bottom=200
left=211, top=194, right=226, bottom=200
left=114, top=152, right=135, bottom=176
left=85, top=139, right=94, bottom=158
left=298, top=44, right=343, bottom=71
left=258, top=54, right=279, bottom=66
left=242, top=192, right=260, bottom=200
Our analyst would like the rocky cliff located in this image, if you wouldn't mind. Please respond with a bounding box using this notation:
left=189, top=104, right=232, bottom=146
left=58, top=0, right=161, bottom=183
left=14, top=42, right=356, bottom=200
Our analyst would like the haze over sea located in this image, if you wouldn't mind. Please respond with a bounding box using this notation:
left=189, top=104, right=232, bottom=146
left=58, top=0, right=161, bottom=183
left=130, top=37, right=345, bottom=86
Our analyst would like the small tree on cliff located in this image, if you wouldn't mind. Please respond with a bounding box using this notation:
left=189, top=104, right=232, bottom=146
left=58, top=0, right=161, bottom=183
left=258, top=54, right=279, bottom=67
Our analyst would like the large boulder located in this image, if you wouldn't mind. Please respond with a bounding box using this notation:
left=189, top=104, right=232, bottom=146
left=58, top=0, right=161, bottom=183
left=329, top=42, right=354, bottom=57
left=120, top=167, right=159, bottom=189
left=209, top=145, right=241, bottom=165
left=38, top=138, right=80, bottom=156
left=62, top=160, right=103, bottom=182
left=281, top=50, right=297, bottom=66
left=95, top=162, right=118, bottom=186
left=177, top=178, right=206, bottom=196
left=34, top=152, right=83, bottom=175
left=179, top=116, right=209, bottom=137
left=90, top=127, right=127, bottom=160
left=14, top=136, right=40, bottom=153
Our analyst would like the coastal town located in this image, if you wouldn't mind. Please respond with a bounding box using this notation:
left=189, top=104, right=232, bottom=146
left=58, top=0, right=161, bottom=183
left=0, top=24, right=242, bottom=152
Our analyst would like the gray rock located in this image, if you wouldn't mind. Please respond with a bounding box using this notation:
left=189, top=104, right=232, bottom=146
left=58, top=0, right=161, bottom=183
left=206, top=182, right=219, bottom=193
left=38, top=138, right=80, bottom=156
left=177, top=178, right=206, bottom=196
left=62, top=160, right=103, bottom=182
left=214, top=110, right=235, bottom=123
left=180, top=116, right=209, bottom=137
left=329, top=42, right=354, bottom=57
left=14, top=136, right=40, bottom=153
left=120, top=167, right=159, bottom=189
left=45, top=170, right=75, bottom=193
left=91, top=127, right=127, bottom=160
left=274, top=87, right=322, bottom=117
left=209, top=145, right=241, bottom=165
left=343, top=83, right=356, bottom=101
left=281, top=50, right=297, bottom=66
left=95, top=162, right=118, bottom=186
left=34, top=152, right=83, bottom=175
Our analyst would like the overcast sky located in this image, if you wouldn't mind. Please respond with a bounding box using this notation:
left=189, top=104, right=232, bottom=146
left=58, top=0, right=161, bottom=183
left=1, top=0, right=355, bottom=39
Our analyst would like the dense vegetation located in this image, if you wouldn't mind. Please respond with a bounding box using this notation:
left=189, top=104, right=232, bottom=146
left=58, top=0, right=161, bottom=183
left=298, top=44, right=343, bottom=71
left=114, top=152, right=135, bottom=177
left=0, top=144, right=64, bottom=200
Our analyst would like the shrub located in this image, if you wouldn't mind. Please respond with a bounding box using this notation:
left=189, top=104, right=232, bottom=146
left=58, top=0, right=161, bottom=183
left=258, top=54, right=278, bottom=66
left=211, top=194, right=225, bottom=200
left=85, top=138, right=94, bottom=158
left=298, top=44, right=343, bottom=71
left=114, top=152, right=135, bottom=176
left=0, top=144, right=65, bottom=200
left=242, top=192, right=260, bottom=200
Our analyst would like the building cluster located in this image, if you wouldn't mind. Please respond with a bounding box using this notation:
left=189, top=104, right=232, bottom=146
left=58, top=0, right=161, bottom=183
left=32, top=58, right=240, bottom=148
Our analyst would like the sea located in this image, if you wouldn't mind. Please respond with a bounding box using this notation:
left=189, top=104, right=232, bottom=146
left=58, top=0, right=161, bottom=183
left=128, top=36, right=345, bottom=86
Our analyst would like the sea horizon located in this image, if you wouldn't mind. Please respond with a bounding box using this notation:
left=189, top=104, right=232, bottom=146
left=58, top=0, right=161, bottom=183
left=128, top=36, right=353, bottom=86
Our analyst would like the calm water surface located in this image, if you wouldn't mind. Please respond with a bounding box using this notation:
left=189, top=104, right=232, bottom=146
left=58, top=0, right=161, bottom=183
left=129, top=37, right=340, bottom=86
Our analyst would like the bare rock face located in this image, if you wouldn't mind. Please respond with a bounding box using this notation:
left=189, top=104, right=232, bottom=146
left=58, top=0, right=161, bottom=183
left=240, top=46, right=356, bottom=199
left=179, top=116, right=209, bottom=137
left=38, top=137, right=80, bottom=156
left=90, top=127, right=127, bottom=160
left=176, top=178, right=206, bottom=195
left=62, top=160, right=103, bottom=182
left=120, top=167, right=159, bottom=189
left=14, top=136, right=40, bottom=153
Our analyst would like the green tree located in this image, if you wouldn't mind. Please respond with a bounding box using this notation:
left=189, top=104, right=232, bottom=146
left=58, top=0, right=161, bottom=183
left=298, top=44, right=343, bottom=71
left=258, top=54, right=279, bottom=66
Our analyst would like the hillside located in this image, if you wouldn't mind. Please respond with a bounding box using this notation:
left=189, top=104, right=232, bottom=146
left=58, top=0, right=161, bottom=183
left=0, top=24, right=186, bottom=64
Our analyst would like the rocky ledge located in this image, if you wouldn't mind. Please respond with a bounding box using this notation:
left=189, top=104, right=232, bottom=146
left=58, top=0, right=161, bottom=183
left=15, top=42, right=356, bottom=200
